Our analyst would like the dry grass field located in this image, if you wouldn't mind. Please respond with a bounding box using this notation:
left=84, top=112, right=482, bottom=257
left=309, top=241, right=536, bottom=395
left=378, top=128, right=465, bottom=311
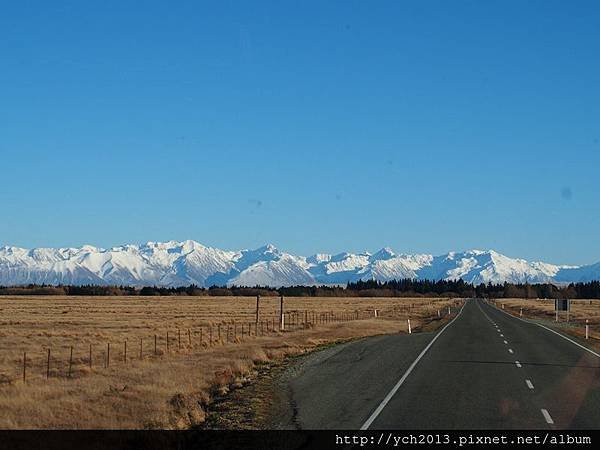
left=491, top=298, right=600, bottom=349
left=0, top=295, right=462, bottom=429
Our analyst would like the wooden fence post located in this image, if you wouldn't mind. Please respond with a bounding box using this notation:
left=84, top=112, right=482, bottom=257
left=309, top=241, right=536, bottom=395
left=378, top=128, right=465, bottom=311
left=255, top=295, right=260, bottom=325
left=166, top=331, right=170, bottom=353
left=188, top=329, right=192, bottom=348
left=106, top=343, right=110, bottom=368
left=124, top=340, right=127, bottom=364
left=178, top=329, right=181, bottom=350
left=140, top=338, right=143, bottom=360
left=68, top=346, right=73, bottom=377
left=22, top=352, right=26, bottom=383
left=209, top=326, right=213, bottom=346
left=89, top=343, right=92, bottom=369
left=154, top=334, right=157, bottom=355
left=47, top=348, right=51, bottom=379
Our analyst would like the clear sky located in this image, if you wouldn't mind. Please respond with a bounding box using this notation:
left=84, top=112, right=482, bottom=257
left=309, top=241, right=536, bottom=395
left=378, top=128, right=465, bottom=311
left=1, top=1, right=599, bottom=265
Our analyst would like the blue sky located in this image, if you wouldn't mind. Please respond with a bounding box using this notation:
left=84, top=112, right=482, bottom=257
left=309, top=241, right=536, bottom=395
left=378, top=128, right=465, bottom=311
left=1, top=1, right=599, bottom=264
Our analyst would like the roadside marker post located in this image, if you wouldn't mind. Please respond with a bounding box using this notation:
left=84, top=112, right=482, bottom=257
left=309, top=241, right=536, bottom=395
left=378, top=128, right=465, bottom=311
left=520, top=308, right=523, bottom=317
left=407, top=319, right=412, bottom=334
left=586, top=320, right=589, bottom=340
left=22, top=352, right=26, bottom=383
left=279, top=296, right=285, bottom=331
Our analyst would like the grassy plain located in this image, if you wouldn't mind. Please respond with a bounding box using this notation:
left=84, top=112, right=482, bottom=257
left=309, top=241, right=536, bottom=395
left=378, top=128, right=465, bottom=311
left=0, top=295, right=461, bottom=429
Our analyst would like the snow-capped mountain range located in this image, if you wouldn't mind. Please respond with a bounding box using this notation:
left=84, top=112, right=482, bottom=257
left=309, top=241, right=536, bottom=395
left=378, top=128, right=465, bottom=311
left=0, top=240, right=598, bottom=287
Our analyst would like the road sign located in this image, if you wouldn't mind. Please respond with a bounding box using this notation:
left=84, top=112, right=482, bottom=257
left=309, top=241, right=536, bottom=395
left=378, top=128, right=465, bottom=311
left=555, top=299, right=570, bottom=311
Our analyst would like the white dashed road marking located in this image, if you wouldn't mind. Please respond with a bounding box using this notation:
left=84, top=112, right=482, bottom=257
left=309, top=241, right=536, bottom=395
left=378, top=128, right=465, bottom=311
left=541, top=409, right=554, bottom=424
left=515, top=361, right=522, bottom=368
left=526, top=380, right=534, bottom=390
left=508, top=349, right=514, bottom=354
left=503, top=340, right=508, bottom=344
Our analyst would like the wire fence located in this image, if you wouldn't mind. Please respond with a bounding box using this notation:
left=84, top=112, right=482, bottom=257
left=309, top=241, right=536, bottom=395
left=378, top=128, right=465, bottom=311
left=3, top=298, right=463, bottom=385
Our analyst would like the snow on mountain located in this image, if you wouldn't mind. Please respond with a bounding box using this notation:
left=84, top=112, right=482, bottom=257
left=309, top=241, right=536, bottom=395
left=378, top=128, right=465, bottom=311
left=0, top=241, right=598, bottom=287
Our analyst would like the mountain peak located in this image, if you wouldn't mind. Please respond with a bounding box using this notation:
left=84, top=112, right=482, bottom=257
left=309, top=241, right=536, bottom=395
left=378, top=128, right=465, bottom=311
left=370, top=247, right=396, bottom=261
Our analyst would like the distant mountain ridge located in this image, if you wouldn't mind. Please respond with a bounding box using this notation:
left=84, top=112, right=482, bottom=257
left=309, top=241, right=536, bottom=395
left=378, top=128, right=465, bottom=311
left=0, top=241, right=596, bottom=287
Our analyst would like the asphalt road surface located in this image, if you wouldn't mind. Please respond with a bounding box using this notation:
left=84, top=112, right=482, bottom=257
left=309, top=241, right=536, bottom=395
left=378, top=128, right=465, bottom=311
left=273, top=299, right=600, bottom=429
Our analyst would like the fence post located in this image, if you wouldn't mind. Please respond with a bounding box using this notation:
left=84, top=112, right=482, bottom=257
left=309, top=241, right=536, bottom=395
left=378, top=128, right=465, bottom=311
left=154, top=334, right=158, bottom=355
left=23, top=352, right=26, bottom=383
left=124, top=340, right=127, bottom=364
left=188, top=329, right=192, bottom=348
left=255, top=295, right=260, bottom=325
left=140, top=338, right=143, bottom=360
left=234, top=322, right=237, bottom=342
left=209, top=325, right=213, bottom=346
left=47, top=348, right=51, bottom=379
left=218, top=324, right=221, bottom=343
left=178, top=329, right=181, bottom=350
left=89, top=344, right=92, bottom=369
left=106, top=343, right=110, bottom=368
left=166, top=331, right=170, bottom=353
left=68, top=346, right=73, bottom=377
left=200, top=327, right=203, bottom=346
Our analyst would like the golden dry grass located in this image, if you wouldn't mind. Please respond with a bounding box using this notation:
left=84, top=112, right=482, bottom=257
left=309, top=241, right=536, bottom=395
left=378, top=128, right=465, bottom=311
left=491, top=298, right=600, bottom=349
left=0, top=295, right=461, bottom=429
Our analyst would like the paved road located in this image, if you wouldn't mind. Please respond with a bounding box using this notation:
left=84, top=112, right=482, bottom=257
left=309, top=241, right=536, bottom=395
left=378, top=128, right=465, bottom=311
left=272, top=299, right=600, bottom=429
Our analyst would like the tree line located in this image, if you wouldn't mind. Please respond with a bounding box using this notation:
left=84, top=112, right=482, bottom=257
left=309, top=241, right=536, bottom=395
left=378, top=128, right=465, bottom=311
left=1, top=279, right=600, bottom=298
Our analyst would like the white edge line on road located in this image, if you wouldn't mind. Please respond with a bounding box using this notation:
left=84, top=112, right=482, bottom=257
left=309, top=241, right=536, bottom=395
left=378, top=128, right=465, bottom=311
left=487, top=301, right=600, bottom=359
left=541, top=409, right=554, bottom=424
left=503, top=340, right=508, bottom=344
left=359, top=300, right=468, bottom=430
left=508, top=348, right=514, bottom=354
left=526, top=379, right=534, bottom=389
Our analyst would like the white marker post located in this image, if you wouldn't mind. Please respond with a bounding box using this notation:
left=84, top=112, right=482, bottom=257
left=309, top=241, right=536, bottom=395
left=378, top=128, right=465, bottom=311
left=437, top=309, right=440, bottom=318
left=447, top=306, right=451, bottom=316
left=520, top=308, right=523, bottom=317
left=502, top=304, right=505, bottom=310
left=279, top=295, right=285, bottom=331
left=586, top=319, right=589, bottom=340
left=374, top=309, right=378, bottom=318
left=407, top=319, right=412, bottom=334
